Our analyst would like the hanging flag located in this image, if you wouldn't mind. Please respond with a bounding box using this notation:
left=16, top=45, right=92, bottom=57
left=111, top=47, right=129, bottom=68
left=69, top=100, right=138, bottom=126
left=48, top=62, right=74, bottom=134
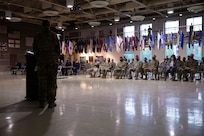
left=198, top=30, right=202, bottom=46
left=157, top=32, right=161, bottom=50
left=177, top=32, right=180, bottom=47
left=68, top=40, right=73, bottom=55
left=180, top=32, right=184, bottom=49
left=135, top=36, right=139, bottom=50
left=151, top=35, right=156, bottom=50
left=131, top=36, right=135, bottom=51
left=109, top=37, right=114, bottom=52
left=104, top=37, right=109, bottom=52
left=160, top=32, right=165, bottom=49
left=116, top=36, right=123, bottom=53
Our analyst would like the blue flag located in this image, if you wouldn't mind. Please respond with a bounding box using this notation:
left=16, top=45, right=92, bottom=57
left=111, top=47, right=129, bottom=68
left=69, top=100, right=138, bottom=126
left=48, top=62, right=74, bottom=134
left=180, top=32, right=184, bottom=49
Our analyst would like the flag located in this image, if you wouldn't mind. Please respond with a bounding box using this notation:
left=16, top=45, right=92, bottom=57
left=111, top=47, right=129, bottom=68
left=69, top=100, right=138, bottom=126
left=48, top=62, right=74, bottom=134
left=157, top=32, right=161, bottom=50
left=116, top=36, right=123, bottom=53
left=160, top=32, right=165, bottom=49
left=180, top=32, right=184, bottom=49
left=198, top=30, right=202, bottom=46
left=104, top=37, right=109, bottom=52
left=109, top=37, right=114, bottom=52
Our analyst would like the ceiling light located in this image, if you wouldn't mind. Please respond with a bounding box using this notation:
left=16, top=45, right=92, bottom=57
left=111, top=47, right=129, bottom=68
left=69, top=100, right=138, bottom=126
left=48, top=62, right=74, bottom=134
left=130, top=20, right=133, bottom=23
left=114, top=16, right=120, bottom=22
left=66, top=0, right=74, bottom=8
left=131, top=15, right=145, bottom=21
left=88, top=21, right=101, bottom=26
left=90, top=1, right=109, bottom=8
left=109, top=23, right=112, bottom=26
left=43, top=10, right=59, bottom=16
left=91, top=26, right=94, bottom=28
left=152, top=17, right=156, bottom=21
left=9, top=17, right=22, bottom=22
left=56, top=22, right=66, bottom=30
left=179, top=13, right=183, bottom=17
left=187, top=5, right=204, bottom=13
left=75, top=27, right=78, bottom=30
left=5, top=11, right=11, bottom=20
left=167, top=9, right=174, bottom=14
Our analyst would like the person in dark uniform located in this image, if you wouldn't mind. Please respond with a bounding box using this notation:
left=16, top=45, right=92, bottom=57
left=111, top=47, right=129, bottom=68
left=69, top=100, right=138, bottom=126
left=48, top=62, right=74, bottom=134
left=33, top=20, right=60, bottom=108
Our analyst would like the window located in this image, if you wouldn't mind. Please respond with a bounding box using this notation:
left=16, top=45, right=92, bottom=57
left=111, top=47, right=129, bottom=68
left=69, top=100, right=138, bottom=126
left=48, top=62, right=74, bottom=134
left=186, top=42, right=202, bottom=64
left=123, top=25, right=135, bottom=37
left=140, top=47, right=152, bottom=62
left=186, top=16, right=202, bottom=32
left=165, top=20, right=179, bottom=34
left=165, top=45, right=179, bottom=58
left=140, top=23, right=152, bottom=36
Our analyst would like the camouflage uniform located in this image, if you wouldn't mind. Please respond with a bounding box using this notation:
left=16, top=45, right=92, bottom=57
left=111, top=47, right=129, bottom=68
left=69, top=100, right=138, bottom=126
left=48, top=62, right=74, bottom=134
left=176, top=58, right=185, bottom=80
left=158, top=59, right=167, bottom=78
left=33, top=20, right=60, bottom=108
left=134, top=60, right=143, bottom=80
left=142, top=59, right=149, bottom=80
left=185, top=55, right=198, bottom=81
left=127, top=60, right=135, bottom=79
left=114, top=58, right=128, bottom=79
left=99, top=59, right=112, bottom=78
left=149, top=57, right=159, bottom=80
left=87, top=61, right=99, bottom=77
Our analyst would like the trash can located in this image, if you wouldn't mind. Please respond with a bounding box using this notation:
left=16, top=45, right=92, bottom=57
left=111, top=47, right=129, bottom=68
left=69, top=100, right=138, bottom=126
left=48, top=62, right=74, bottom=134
left=25, top=51, right=38, bottom=101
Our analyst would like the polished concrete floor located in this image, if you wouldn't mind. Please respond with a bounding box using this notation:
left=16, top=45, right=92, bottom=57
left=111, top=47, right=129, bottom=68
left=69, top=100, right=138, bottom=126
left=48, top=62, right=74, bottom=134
left=0, top=73, right=203, bottom=136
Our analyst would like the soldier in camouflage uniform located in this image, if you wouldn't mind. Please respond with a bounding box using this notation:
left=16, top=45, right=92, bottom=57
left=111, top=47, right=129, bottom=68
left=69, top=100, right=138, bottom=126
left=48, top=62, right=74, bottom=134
left=114, top=57, right=128, bottom=79
left=87, top=59, right=99, bottom=77
left=149, top=55, right=159, bottom=80
left=99, top=58, right=112, bottom=78
left=142, top=57, right=149, bottom=80
left=176, top=56, right=185, bottom=81
left=127, top=59, right=135, bottom=79
left=186, top=54, right=198, bottom=82
left=133, top=55, right=143, bottom=80
left=33, top=20, right=60, bottom=108
left=158, top=58, right=167, bottom=79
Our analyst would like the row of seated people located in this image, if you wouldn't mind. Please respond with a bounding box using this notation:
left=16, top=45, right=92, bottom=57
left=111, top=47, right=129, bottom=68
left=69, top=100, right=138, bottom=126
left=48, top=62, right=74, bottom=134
left=86, top=55, right=204, bottom=81
left=86, top=58, right=116, bottom=78
left=58, top=59, right=80, bottom=76
left=163, top=54, right=204, bottom=81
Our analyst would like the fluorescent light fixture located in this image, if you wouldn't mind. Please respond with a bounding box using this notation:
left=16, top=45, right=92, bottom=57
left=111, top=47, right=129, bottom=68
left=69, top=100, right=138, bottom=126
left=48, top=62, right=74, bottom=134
left=167, top=9, right=174, bottom=14
left=5, top=11, right=11, bottom=20
left=114, top=16, right=120, bottom=22
left=66, top=0, right=74, bottom=8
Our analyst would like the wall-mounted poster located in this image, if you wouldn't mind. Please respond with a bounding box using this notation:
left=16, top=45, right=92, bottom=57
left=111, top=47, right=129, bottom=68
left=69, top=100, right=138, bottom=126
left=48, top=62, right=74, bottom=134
left=0, top=42, right=7, bottom=51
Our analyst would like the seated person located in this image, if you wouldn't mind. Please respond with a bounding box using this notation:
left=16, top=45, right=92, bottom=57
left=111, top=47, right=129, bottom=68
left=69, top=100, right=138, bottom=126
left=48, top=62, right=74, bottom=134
left=87, top=59, right=99, bottom=77
left=149, top=55, right=159, bottom=80
left=62, top=59, right=72, bottom=76
left=142, top=57, right=149, bottom=80
left=164, top=55, right=177, bottom=81
left=114, top=57, right=128, bottom=79
left=73, top=60, right=80, bottom=75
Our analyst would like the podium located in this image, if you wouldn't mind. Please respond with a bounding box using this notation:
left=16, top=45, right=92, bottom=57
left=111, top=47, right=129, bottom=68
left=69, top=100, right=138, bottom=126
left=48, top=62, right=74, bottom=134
left=25, top=51, right=38, bottom=101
